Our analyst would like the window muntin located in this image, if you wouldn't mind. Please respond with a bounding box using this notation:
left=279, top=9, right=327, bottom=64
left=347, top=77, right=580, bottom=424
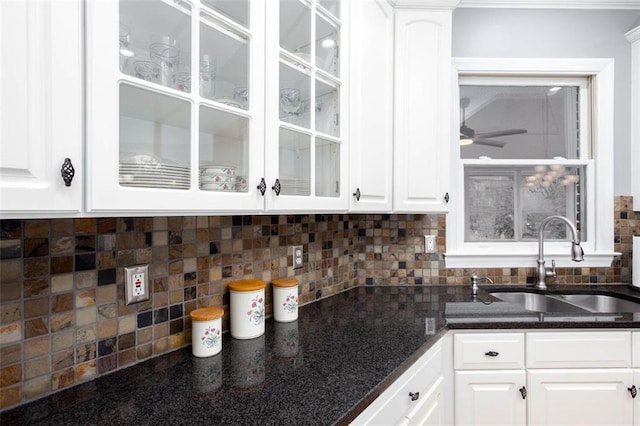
left=459, top=77, right=590, bottom=244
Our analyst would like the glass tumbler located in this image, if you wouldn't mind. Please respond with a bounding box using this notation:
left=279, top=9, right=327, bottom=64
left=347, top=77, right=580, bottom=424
left=199, top=55, right=216, bottom=98
left=233, top=87, right=248, bottom=110
left=280, top=88, right=301, bottom=115
left=149, top=40, right=180, bottom=88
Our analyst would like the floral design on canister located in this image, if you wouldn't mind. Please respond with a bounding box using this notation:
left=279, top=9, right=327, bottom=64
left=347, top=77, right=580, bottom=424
left=283, top=293, right=298, bottom=313
left=247, top=295, right=265, bottom=325
left=201, top=326, right=221, bottom=348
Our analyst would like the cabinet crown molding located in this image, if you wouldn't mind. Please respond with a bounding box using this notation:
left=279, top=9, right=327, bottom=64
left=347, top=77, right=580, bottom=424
left=457, top=0, right=640, bottom=9
left=390, top=0, right=462, bottom=9
left=626, top=25, right=640, bottom=43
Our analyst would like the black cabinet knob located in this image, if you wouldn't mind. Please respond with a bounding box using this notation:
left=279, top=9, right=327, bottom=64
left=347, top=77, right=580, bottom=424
left=61, top=158, right=75, bottom=187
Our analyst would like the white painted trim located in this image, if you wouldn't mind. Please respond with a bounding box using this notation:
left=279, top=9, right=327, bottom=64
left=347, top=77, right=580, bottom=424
left=457, top=0, right=640, bottom=9
left=390, top=0, right=462, bottom=9
left=445, top=57, right=618, bottom=268
left=627, top=26, right=640, bottom=211
left=445, top=252, right=618, bottom=268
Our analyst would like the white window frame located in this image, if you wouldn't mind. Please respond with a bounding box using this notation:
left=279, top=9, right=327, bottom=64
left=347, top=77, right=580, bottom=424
left=445, top=58, right=618, bottom=268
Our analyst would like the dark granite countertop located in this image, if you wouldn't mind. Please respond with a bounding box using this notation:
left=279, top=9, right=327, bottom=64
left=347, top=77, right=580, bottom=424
left=3, top=284, right=640, bottom=425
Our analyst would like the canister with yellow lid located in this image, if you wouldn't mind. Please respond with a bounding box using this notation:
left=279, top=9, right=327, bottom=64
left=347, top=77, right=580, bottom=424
left=229, top=279, right=266, bottom=339
left=190, top=306, right=224, bottom=357
left=272, top=277, right=299, bottom=322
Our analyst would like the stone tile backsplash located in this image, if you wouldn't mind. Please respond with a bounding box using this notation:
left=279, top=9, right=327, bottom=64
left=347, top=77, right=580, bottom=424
left=0, top=196, right=638, bottom=410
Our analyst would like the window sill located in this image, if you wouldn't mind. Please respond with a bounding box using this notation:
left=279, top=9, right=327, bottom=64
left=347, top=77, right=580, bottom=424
left=443, top=252, right=620, bottom=269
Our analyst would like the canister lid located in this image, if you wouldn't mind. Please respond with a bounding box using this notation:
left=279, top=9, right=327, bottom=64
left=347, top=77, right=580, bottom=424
left=272, top=277, right=299, bottom=288
left=228, top=279, right=266, bottom=292
left=190, top=306, right=224, bottom=321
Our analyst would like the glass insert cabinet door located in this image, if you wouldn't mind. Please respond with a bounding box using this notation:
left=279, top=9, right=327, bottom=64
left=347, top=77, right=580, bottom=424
left=85, top=0, right=265, bottom=213
left=264, top=0, right=347, bottom=211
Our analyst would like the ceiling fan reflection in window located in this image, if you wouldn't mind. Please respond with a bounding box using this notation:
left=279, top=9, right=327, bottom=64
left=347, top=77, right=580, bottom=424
left=460, top=97, right=527, bottom=148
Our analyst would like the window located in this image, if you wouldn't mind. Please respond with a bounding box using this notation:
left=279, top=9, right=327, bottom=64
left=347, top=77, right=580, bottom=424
left=460, top=79, right=588, bottom=243
left=445, top=58, right=616, bottom=268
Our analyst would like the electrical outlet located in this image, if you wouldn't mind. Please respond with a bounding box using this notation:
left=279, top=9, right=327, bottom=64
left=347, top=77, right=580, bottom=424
left=293, top=245, right=303, bottom=269
left=125, top=264, right=150, bottom=305
left=424, top=235, right=436, bottom=253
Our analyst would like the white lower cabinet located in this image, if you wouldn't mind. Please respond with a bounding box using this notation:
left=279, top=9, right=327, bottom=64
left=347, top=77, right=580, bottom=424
left=528, top=369, right=633, bottom=425
left=455, top=370, right=526, bottom=425
left=356, top=330, right=640, bottom=426
left=453, top=332, right=526, bottom=426
left=454, top=330, right=638, bottom=426
left=351, top=333, right=453, bottom=425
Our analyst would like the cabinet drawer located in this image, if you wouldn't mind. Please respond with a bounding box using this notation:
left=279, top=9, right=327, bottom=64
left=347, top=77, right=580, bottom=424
left=527, top=331, right=631, bottom=368
left=454, top=333, right=525, bottom=370
left=352, top=340, right=444, bottom=425
left=632, top=332, right=640, bottom=367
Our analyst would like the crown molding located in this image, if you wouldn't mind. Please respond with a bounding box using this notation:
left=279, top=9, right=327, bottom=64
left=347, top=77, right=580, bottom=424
left=389, top=0, right=462, bottom=10
left=627, top=25, right=640, bottom=42
left=457, top=0, right=640, bottom=9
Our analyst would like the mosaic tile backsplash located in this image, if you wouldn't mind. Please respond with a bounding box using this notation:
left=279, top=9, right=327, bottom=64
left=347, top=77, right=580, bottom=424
left=0, top=196, right=638, bottom=410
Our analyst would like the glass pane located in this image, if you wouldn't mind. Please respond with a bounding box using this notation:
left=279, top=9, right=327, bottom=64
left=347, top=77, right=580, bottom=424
left=316, top=14, right=339, bottom=77
left=119, top=0, right=191, bottom=90
left=119, top=83, right=191, bottom=190
left=279, top=61, right=311, bottom=128
left=316, top=78, right=339, bottom=137
left=520, top=165, right=585, bottom=241
left=315, top=138, right=340, bottom=197
left=280, top=0, right=311, bottom=62
left=279, top=128, right=310, bottom=196
left=201, top=14, right=249, bottom=107
left=465, top=172, right=514, bottom=241
left=199, top=106, right=250, bottom=192
left=459, top=85, right=580, bottom=160
left=319, top=0, right=340, bottom=19
left=201, top=0, right=249, bottom=28
left=465, top=165, right=586, bottom=242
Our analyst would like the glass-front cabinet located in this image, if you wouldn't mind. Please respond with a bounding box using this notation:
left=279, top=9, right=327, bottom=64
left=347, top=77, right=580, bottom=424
left=86, top=0, right=346, bottom=214
left=264, top=0, right=347, bottom=211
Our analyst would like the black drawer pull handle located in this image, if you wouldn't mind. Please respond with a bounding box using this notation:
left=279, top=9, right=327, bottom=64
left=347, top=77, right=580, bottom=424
left=61, top=158, right=75, bottom=187
left=629, top=385, right=637, bottom=398
left=520, top=386, right=527, bottom=399
left=353, top=188, right=361, bottom=201
left=409, top=391, right=420, bottom=401
left=485, top=351, right=499, bottom=357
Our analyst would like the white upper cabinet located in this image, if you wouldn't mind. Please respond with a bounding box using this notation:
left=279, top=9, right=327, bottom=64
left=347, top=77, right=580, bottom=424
left=349, top=0, right=394, bottom=212
left=86, top=0, right=348, bottom=215
left=86, top=0, right=266, bottom=214
left=393, top=9, right=452, bottom=213
left=0, top=1, right=83, bottom=219
left=264, top=0, right=348, bottom=212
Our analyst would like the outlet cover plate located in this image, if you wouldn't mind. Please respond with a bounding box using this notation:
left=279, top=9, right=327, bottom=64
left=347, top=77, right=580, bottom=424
left=424, top=235, right=436, bottom=253
left=293, top=245, right=303, bottom=269
left=125, top=264, right=150, bottom=305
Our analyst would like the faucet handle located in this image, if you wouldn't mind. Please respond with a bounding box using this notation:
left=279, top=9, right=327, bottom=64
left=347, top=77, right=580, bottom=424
left=545, top=259, right=557, bottom=278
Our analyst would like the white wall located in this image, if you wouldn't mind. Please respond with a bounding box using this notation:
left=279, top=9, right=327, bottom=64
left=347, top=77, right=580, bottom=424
left=452, top=9, right=640, bottom=195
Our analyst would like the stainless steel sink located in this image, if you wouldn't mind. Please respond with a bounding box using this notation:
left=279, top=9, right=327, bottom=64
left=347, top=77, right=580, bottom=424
left=556, top=294, right=640, bottom=313
left=489, top=292, right=589, bottom=313
left=490, top=291, right=640, bottom=313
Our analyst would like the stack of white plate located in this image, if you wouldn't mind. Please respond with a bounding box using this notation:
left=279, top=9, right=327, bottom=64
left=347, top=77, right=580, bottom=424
left=119, top=153, right=190, bottom=190
left=280, top=178, right=310, bottom=195
left=235, top=176, right=248, bottom=192
left=200, top=165, right=236, bottom=191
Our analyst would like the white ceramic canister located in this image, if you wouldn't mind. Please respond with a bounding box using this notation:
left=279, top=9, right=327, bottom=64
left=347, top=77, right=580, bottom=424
left=229, top=279, right=266, bottom=339
left=190, top=306, right=224, bottom=357
left=272, top=277, right=299, bottom=322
